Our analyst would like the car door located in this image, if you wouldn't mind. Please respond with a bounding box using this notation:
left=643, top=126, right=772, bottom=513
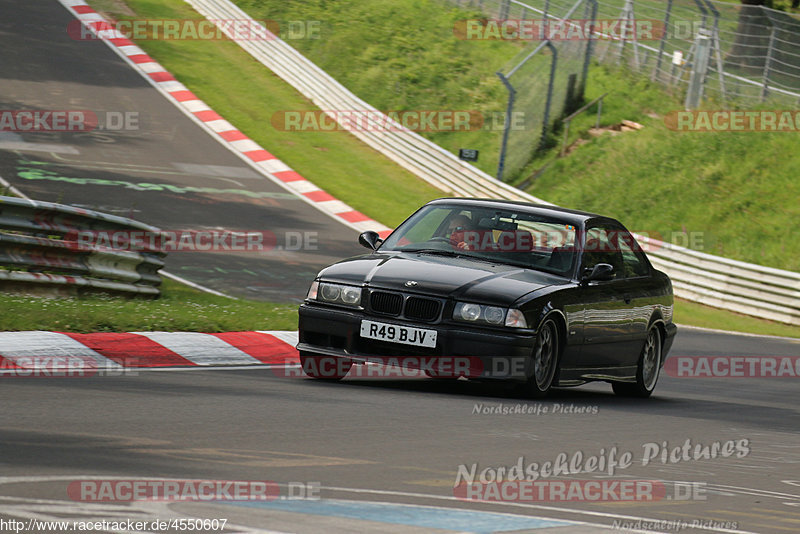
left=577, top=222, right=642, bottom=367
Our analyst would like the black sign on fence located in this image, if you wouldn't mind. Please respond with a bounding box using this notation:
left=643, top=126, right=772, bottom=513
left=458, top=148, right=479, bottom=162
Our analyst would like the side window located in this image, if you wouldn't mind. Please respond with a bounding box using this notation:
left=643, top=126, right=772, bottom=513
left=581, top=225, right=624, bottom=279
left=612, top=228, right=649, bottom=278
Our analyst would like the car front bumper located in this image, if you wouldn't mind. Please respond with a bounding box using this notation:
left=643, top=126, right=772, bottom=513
left=298, top=303, right=537, bottom=379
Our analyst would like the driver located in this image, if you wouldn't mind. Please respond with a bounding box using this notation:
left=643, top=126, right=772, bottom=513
left=447, top=214, right=477, bottom=250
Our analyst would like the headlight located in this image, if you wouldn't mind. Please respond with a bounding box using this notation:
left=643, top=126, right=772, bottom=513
left=341, top=286, right=361, bottom=305
left=314, top=282, right=362, bottom=307
left=484, top=306, right=505, bottom=325
left=453, top=302, right=516, bottom=327
left=457, top=303, right=482, bottom=321
left=321, top=284, right=341, bottom=301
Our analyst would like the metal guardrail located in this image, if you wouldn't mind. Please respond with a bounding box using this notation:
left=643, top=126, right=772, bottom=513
left=183, top=0, right=800, bottom=326
left=0, top=196, right=166, bottom=297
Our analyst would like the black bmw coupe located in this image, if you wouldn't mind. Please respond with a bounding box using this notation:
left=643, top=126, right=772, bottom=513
left=298, top=198, right=677, bottom=397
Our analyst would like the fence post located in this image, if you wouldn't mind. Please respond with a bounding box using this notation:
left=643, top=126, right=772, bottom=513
left=496, top=72, right=516, bottom=181
left=685, top=29, right=712, bottom=109
left=500, top=0, right=510, bottom=19
left=581, top=0, right=598, bottom=97
left=652, top=0, right=673, bottom=81
left=702, top=1, right=727, bottom=104
left=617, top=0, right=639, bottom=69
left=596, top=97, right=603, bottom=128
left=540, top=42, right=559, bottom=150
left=541, top=0, right=551, bottom=41
left=761, top=26, right=777, bottom=102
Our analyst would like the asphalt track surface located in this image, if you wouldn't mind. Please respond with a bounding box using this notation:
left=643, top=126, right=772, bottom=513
left=0, top=0, right=362, bottom=302
left=0, top=328, right=798, bottom=533
left=1, top=1, right=799, bottom=533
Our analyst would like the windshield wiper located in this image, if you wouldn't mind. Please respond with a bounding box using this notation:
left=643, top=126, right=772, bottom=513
left=413, top=249, right=504, bottom=265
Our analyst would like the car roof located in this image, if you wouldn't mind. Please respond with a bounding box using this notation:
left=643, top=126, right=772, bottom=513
left=426, top=197, right=616, bottom=226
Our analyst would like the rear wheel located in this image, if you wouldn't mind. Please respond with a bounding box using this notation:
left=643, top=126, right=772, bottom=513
left=519, top=318, right=560, bottom=398
left=613, top=325, right=662, bottom=398
left=299, top=351, right=352, bottom=380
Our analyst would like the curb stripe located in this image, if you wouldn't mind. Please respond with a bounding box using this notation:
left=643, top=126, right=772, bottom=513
left=0, top=331, right=300, bottom=370
left=0, top=332, right=121, bottom=369
left=210, top=332, right=298, bottom=365
left=62, top=332, right=196, bottom=367
left=131, top=332, right=264, bottom=366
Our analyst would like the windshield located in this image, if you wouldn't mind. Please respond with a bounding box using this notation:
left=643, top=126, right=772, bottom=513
left=380, top=204, right=578, bottom=276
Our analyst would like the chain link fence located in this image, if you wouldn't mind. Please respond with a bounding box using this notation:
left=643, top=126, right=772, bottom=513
left=449, top=0, right=800, bottom=180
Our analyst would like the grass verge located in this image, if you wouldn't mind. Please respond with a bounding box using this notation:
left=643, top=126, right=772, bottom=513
left=0, top=279, right=298, bottom=332
left=674, top=299, right=799, bottom=339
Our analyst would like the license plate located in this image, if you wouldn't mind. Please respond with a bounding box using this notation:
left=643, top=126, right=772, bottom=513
left=360, top=320, right=437, bottom=348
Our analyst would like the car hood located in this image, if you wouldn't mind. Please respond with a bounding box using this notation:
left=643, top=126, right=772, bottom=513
left=317, top=252, right=565, bottom=306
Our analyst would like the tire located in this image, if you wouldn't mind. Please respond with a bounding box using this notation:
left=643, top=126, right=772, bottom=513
left=298, top=351, right=352, bottom=380
left=613, top=325, right=662, bottom=398
left=519, top=318, right=560, bottom=398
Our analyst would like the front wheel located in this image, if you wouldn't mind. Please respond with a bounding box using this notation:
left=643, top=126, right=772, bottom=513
left=518, top=318, right=560, bottom=398
left=299, top=352, right=352, bottom=380
left=613, top=326, right=662, bottom=398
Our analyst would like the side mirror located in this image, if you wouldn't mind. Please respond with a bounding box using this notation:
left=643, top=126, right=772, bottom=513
left=359, top=230, right=382, bottom=251
left=582, top=263, right=614, bottom=282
